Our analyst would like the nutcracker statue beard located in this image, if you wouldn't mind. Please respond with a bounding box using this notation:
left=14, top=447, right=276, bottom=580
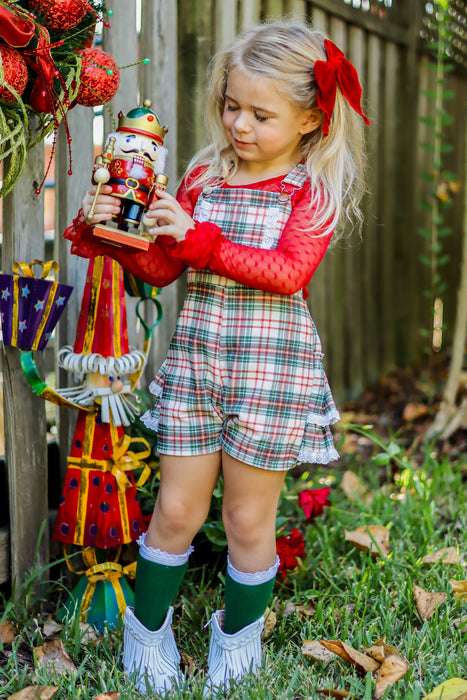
left=87, top=100, right=169, bottom=251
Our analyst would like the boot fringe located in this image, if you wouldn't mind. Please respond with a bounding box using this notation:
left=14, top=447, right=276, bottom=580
left=123, top=606, right=181, bottom=694
left=206, top=610, right=264, bottom=692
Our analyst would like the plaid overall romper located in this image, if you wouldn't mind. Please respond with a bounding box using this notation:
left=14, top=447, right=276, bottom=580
left=142, top=165, right=339, bottom=470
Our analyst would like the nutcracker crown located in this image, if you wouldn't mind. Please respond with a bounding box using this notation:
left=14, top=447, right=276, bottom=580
left=117, top=100, right=168, bottom=145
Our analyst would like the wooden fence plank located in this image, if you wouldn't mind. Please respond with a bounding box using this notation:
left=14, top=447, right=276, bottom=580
left=55, top=109, right=94, bottom=479
left=380, top=40, right=400, bottom=373
left=362, top=33, right=383, bottom=388
left=139, top=0, right=185, bottom=384
left=239, top=0, right=262, bottom=29
left=215, top=0, right=238, bottom=49
left=2, top=135, right=48, bottom=585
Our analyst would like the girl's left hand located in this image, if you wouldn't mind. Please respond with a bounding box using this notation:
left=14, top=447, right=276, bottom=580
left=146, top=189, right=195, bottom=243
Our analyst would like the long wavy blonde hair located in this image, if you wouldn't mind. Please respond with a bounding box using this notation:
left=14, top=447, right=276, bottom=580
left=185, top=20, right=368, bottom=240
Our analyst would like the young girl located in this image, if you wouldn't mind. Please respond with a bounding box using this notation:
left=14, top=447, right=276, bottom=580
left=67, top=20, right=369, bottom=695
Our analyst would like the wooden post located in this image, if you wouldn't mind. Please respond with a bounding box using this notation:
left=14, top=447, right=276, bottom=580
left=55, top=108, right=95, bottom=480
left=139, top=0, right=185, bottom=384
left=1, top=135, right=48, bottom=585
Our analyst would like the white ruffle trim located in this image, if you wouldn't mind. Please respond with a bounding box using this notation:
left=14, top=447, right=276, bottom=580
left=305, top=407, right=341, bottom=427
left=140, top=409, right=159, bottom=432
left=227, top=554, right=280, bottom=585
left=296, top=446, right=340, bottom=465
left=137, top=532, right=194, bottom=565
left=148, top=380, right=163, bottom=398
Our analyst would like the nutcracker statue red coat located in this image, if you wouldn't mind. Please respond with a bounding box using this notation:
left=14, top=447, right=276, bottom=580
left=86, top=101, right=168, bottom=251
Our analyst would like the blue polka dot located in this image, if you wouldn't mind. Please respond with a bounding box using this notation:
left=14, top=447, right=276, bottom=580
left=92, top=476, right=100, bottom=487
left=89, top=524, right=98, bottom=536
left=105, top=483, right=113, bottom=494
left=69, top=478, right=78, bottom=489
left=109, top=527, right=117, bottom=538
left=100, top=502, right=110, bottom=513
left=60, top=523, right=69, bottom=536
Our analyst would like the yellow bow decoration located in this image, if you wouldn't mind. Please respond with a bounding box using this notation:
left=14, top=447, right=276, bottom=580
left=13, top=259, right=59, bottom=279
left=80, top=560, right=137, bottom=621
left=111, top=434, right=152, bottom=492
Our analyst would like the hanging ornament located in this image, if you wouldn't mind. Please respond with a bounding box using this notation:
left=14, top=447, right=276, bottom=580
left=75, top=47, right=120, bottom=107
left=28, top=0, right=88, bottom=33
left=0, top=44, right=28, bottom=104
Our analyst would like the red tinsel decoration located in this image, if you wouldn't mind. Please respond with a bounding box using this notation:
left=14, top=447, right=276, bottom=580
left=0, top=44, right=28, bottom=103
left=75, top=47, right=120, bottom=107
left=28, top=0, right=88, bottom=33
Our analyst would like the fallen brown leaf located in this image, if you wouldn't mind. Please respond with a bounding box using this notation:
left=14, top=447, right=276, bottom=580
left=34, top=639, right=76, bottom=675
left=6, top=687, right=58, bottom=700
left=361, top=636, right=400, bottom=662
left=301, top=640, right=336, bottom=662
left=453, top=614, right=467, bottom=629
left=424, top=678, right=467, bottom=699
left=422, top=547, right=464, bottom=565
left=413, top=584, right=447, bottom=620
left=402, top=402, right=429, bottom=422
left=344, top=526, right=390, bottom=558
left=317, top=690, right=350, bottom=698
left=94, top=694, right=120, bottom=700
left=374, top=654, right=410, bottom=699
left=263, top=607, right=277, bottom=638
left=42, top=620, right=62, bottom=638
left=180, top=651, right=196, bottom=675
left=79, top=622, right=99, bottom=644
left=282, top=599, right=315, bottom=619
left=320, top=640, right=380, bottom=674
left=450, top=580, right=467, bottom=601
left=341, top=471, right=372, bottom=504
left=0, top=620, right=15, bottom=645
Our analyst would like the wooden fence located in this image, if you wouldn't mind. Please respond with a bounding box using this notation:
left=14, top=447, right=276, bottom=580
left=1, top=0, right=466, bottom=585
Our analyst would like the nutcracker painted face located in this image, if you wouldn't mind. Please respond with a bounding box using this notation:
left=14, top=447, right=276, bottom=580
left=112, top=131, right=160, bottom=166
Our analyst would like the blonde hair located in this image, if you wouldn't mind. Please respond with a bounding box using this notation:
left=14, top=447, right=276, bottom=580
left=185, top=20, right=368, bottom=240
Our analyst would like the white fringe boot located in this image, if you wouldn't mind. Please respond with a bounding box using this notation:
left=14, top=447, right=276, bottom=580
left=205, top=610, right=264, bottom=694
left=123, top=605, right=181, bottom=694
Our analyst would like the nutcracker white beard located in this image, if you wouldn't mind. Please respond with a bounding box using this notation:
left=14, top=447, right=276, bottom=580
left=56, top=345, right=147, bottom=426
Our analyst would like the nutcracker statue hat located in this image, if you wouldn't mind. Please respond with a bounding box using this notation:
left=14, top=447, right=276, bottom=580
left=56, top=256, right=146, bottom=425
left=117, top=99, right=168, bottom=145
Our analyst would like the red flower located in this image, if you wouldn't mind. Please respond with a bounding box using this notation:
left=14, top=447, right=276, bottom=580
left=276, top=528, right=305, bottom=580
left=298, top=487, right=331, bottom=522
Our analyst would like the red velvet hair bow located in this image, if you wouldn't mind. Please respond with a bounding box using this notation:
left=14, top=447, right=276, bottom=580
left=314, top=39, right=370, bottom=136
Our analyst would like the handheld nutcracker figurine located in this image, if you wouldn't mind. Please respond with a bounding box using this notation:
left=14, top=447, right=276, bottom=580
left=86, top=100, right=168, bottom=251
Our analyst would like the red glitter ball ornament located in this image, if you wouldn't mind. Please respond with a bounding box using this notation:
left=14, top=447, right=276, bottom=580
left=0, top=45, right=28, bottom=104
left=75, top=48, right=120, bottom=107
left=28, top=0, right=88, bottom=32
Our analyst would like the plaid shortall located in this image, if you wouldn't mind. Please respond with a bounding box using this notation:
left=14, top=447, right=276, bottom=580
left=141, top=164, right=340, bottom=470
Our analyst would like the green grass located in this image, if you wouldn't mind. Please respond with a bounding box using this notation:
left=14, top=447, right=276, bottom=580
left=0, top=438, right=466, bottom=699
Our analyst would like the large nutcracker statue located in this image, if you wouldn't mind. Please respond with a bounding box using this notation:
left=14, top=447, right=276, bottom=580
left=86, top=100, right=168, bottom=251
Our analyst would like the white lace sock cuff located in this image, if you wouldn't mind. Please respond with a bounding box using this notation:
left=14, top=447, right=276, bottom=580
left=226, top=554, right=280, bottom=585
left=137, top=532, right=194, bottom=566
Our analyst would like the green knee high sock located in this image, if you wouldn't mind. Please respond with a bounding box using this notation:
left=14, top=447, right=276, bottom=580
left=224, top=570, right=275, bottom=635
left=134, top=552, right=188, bottom=631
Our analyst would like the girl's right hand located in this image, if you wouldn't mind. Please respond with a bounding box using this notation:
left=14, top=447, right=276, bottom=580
left=82, top=185, right=121, bottom=224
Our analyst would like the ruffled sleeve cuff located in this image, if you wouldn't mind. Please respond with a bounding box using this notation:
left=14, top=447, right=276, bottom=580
left=168, top=221, right=224, bottom=270
left=63, top=209, right=111, bottom=259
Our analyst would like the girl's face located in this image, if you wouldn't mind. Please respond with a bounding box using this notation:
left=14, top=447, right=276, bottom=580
left=222, top=67, right=320, bottom=176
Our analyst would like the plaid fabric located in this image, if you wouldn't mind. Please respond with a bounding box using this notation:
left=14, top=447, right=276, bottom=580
left=141, top=165, right=339, bottom=470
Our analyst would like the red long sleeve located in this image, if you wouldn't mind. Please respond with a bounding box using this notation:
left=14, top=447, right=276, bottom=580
left=173, top=176, right=333, bottom=296
left=64, top=210, right=186, bottom=288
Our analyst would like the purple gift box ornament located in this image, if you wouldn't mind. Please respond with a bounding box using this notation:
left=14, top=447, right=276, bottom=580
left=0, top=260, right=73, bottom=351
